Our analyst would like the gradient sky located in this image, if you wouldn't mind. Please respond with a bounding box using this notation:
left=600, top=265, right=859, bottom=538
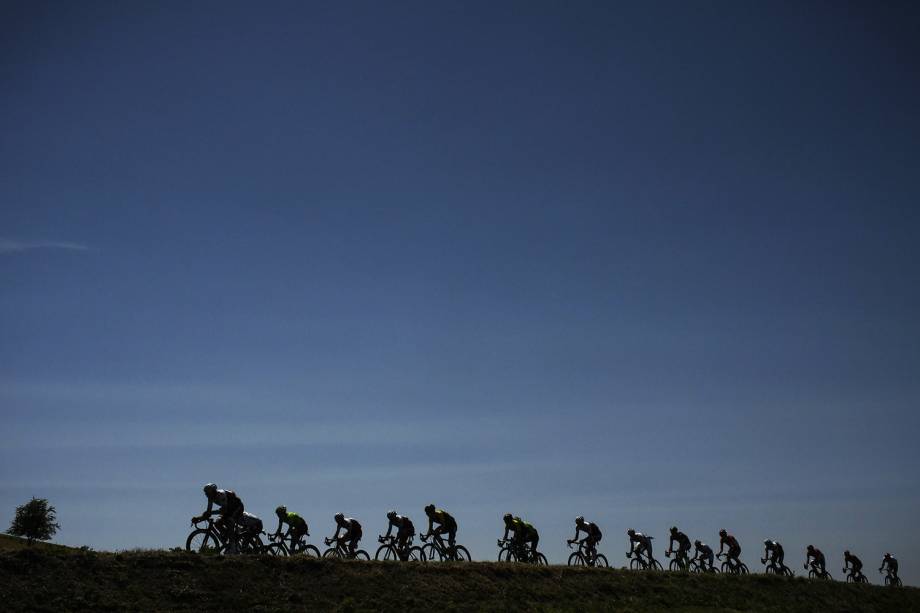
left=2, top=0, right=919, bottom=584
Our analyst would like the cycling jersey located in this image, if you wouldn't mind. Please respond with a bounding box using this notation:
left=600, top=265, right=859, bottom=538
left=720, top=534, right=739, bottom=551
left=386, top=514, right=415, bottom=536
left=630, top=532, right=652, bottom=547
left=576, top=522, right=602, bottom=539
left=670, top=531, right=691, bottom=550
left=431, top=509, right=455, bottom=526
left=845, top=553, right=862, bottom=570
left=808, top=549, right=825, bottom=565
left=238, top=512, right=262, bottom=534
left=695, top=543, right=713, bottom=556
left=337, top=517, right=361, bottom=531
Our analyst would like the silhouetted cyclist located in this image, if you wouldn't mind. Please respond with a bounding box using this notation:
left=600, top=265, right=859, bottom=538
left=693, top=539, right=715, bottom=571
left=762, top=539, right=785, bottom=568
left=273, top=505, right=309, bottom=545
left=718, top=529, right=742, bottom=569
left=568, top=516, right=602, bottom=558
left=330, top=513, right=362, bottom=556
left=667, top=526, right=691, bottom=563
left=805, top=545, right=826, bottom=576
left=383, top=510, right=415, bottom=553
left=843, top=550, right=863, bottom=579
left=423, top=504, right=457, bottom=549
left=879, top=553, right=899, bottom=580
left=503, top=513, right=539, bottom=561
left=626, top=529, right=654, bottom=566
left=193, top=483, right=244, bottom=550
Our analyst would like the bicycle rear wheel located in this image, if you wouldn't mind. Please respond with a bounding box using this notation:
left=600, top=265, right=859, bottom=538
left=594, top=554, right=609, bottom=568
left=451, top=545, right=471, bottom=562
left=186, top=529, right=221, bottom=554
left=407, top=546, right=425, bottom=562
left=534, top=552, right=548, bottom=565
left=738, top=563, right=749, bottom=575
left=353, top=550, right=370, bottom=561
left=651, top=559, right=663, bottom=571
left=629, top=557, right=644, bottom=571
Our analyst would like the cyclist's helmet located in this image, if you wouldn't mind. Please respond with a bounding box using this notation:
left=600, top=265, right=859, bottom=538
left=694, top=539, right=702, bottom=546
left=670, top=526, right=678, bottom=534
left=203, top=483, right=217, bottom=495
left=627, top=528, right=635, bottom=536
left=575, top=516, right=584, bottom=525
left=764, top=539, right=770, bottom=546
left=884, top=553, right=891, bottom=559
left=807, top=545, right=814, bottom=552
left=503, top=513, right=513, bottom=522
left=425, top=504, right=435, bottom=513
left=719, top=529, right=727, bottom=537
left=844, top=550, right=850, bottom=556
left=387, top=510, right=397, bottom=519
left=276, top=505, right=286, bottom=516
left=334, top=512, right=344, bottom=522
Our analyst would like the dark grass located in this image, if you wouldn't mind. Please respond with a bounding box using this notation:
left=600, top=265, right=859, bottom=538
left=0, top=547, right=917, bottom=612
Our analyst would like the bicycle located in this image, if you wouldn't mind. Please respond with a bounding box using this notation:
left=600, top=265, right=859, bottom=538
left=267, top=531, right=320, bottom=558
left=497, top=538, right=547, bottom=565
left=717, top=553, right=749, bottom=575
left=688, top=556, right=719, bottom=574
left=567, top=539, right=608, bottom=568
left=880, top=568, right=902, bottom=587
left=322, top=536, right=370, bottom=560
left=805, top=562, right=832, bottom=580
left=185, top=517, right=248, bottom=554
left=762, top=557, right=795, bottom=577
left=843, top=567, right=868, bottom=584
left=626, top=550, right=663, bottom=571
left=419, top=532, right=471, bottom=562
left=375, top=535, right=425, bottom=562
left=665, top=548, right=690, bottom=572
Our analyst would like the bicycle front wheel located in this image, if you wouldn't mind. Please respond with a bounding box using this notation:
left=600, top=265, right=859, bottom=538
left=421, top=543, right=441, bottom=562
left=499, top=547, right=516, bottom=562
left=568, top=552, right=585, bottom=566
left=629, top=557, right=643, bottom=571
left=264, top=542, right=287, bottom=556
left=669, top=558, right=681, bottom=571
left=322, top=548, right=342, bottom=559
left=186, top=529, right=221, bottom=554
left=375, top=544, right=397, bottom=561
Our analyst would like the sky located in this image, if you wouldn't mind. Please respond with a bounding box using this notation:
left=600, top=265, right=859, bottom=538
left=2, top=0, right=919, bottom=584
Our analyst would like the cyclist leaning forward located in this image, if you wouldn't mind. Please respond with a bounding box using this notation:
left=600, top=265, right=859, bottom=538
left=384, top=510, right=415, bottom=555
left=880, top=553, right=899, bottom=581
left=844, top=550, right=863, bottom=579
left=667, top=526, right=691, bottom=564
left=503, top=513, right=539, bottom=560
left=718, top=529, right=742, bottom=569
left=805, top=545, right=827, bottom=576
left=693, top=539, right=715, bottom=571
left=274, top=505, right=309, bottom=545
left=568, top=516, right=602, bottom=558
left=193, top=483, right=244, bottom=549
left=626, top=529, right=654, bottom=565
left=762, top=539, right=785, bottom=569
left=423, top=504, right=457, bottom=549
left=330, top=513, right=363, bottom=556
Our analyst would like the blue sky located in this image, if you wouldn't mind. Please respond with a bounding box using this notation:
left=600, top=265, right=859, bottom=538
left=2, top=0, right=919, bottom=582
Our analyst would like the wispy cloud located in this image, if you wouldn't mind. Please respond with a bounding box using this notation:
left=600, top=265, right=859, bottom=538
left=0, top=239, right=90, bottom=253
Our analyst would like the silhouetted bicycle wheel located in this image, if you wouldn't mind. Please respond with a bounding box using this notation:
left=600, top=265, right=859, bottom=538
left=568, top=552, right=586, bottom=566
left=264, top=542, right=286, bottom=556
left=499, top=546, right=516, bottom=562
left=650, top=559, right=664, bottom=571
left=375, top=544, right=398, bottom=561
left=293, top=544, right=321, bottom=559
left=406, top=546, right=425, bottom=562
left=669, top=557, right=687, bottom=572
left=534, top=552, right=548, bottom=565
left=594, top=554, right=609, bottom=568
left=322, top=547, right=342, bottom=559
left=186, top=529, right=222, bottom=554
left=353, top=549, right=370, bottom=561
left=629, top=557, right=646, bottom=571
left=421, top=543, right=441, bottom=562
left=451, top=545, right=471, bottom=561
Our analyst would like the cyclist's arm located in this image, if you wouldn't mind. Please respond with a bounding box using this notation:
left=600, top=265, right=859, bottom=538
left=628, top=538, right=636, bottom=555
left=200, top=499, right=215, bottom=518
left=384, top=520, right=394, bottom=538
left=502, top=525, right=511, bottom=541
left=718, top=539, right=725, bottom=555
left=570, top=526, right=582, bottom=541
left=274, top=517, right=284, bottom=536
left=668, top=535, right=677, bottom=552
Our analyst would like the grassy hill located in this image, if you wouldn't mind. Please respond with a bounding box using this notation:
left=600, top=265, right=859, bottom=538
left=0, top=533, right=73, bottom=552
left=0, top=547, right=917, bottom=612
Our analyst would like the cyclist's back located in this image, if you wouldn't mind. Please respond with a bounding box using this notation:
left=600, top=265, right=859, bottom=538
left=693, top=540, right=714, bottom=569
left=763, top=539, right=785, bottom=566
left=424, top=504, right=457, bottom=546
left=844, top=550, right=862, bottom=575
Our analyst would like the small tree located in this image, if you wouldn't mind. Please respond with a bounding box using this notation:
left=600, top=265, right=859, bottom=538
left=7, top=497, right=60, bottom=545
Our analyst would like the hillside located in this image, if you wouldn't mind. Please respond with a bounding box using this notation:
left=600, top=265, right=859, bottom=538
left=1, top=548, right=917, bottom=612
left=0, top=533, right=73, bottom=552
